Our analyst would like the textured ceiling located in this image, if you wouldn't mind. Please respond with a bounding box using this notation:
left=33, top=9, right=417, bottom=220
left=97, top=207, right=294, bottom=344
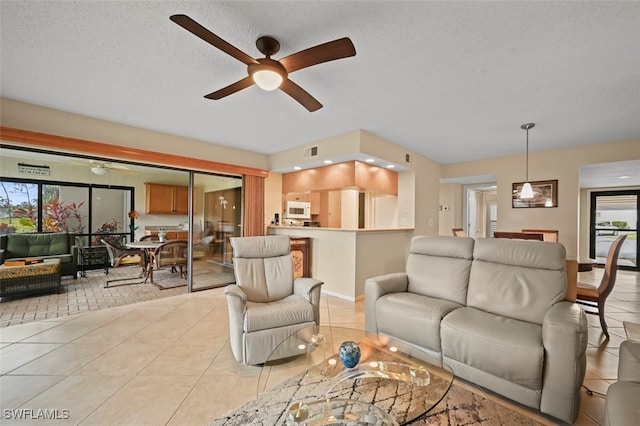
left=1, top=1, right=639, bottom=172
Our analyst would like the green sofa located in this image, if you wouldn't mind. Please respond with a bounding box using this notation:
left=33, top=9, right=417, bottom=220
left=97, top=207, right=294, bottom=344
left=0, top=232, right=77, bottom=278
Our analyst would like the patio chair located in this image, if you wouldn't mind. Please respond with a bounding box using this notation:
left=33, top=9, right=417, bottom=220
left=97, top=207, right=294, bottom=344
left=100, top=238, right=145, bottom=287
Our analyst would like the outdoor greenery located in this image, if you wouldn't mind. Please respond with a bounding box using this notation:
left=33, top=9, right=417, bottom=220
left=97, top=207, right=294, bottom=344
left=0, top=182, right=86, bottom=234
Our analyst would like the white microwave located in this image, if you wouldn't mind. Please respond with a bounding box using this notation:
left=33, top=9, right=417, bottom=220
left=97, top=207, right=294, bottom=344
left=285, top=201, right=311, bottom=219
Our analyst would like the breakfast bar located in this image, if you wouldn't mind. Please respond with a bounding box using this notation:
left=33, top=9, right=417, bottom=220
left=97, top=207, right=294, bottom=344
left=268, top=226, right=413, bottom=300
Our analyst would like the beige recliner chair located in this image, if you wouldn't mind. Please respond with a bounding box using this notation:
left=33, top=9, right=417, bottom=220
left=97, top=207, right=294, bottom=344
left=225, top=235, right=323, bottom=365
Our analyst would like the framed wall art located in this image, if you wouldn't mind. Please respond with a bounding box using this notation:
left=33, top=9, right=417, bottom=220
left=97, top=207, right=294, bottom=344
left=512, top=179, right=558, bottom=208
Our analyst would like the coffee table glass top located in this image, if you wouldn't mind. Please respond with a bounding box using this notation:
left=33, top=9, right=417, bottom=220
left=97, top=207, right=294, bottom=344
left=258, top=326, right=453, bottom=425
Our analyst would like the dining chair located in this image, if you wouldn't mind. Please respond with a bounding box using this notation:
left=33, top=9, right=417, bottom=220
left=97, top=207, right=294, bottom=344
left=522, top=229, right=559, bottom=242
left=100, top=238, right=143, bottom=268
left=576, top=234, right=627, bottom=339
left=147, top=240, right=188, bottom=284
left=100, top=238, right=146, bottom=287
left=452, top=228, right=466, bottom=237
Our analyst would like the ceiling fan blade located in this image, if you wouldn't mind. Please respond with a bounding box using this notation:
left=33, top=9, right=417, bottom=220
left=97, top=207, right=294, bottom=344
left=280, top=79, right=322, bottom=112
left=280, top=37, right=356, bottom=73
left=204, top=76, right=254, bottom=100
left=170, top=14, right=258, bottom=65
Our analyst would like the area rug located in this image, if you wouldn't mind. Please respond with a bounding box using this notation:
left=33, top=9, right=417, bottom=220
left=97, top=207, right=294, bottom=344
left=208, top=368, right=549, bottom=426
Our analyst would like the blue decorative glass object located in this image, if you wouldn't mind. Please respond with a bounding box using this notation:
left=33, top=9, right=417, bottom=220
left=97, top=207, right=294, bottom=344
left=338, top=341, right=361, bottom=368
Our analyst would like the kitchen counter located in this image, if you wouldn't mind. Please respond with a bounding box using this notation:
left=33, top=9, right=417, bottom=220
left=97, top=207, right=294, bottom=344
left=268, top=226, right=414, bottom=300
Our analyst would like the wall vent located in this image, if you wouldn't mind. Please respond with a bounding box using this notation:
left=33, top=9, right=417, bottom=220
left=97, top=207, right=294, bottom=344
left=304, top=146, right=318, bottom=158
left=405, top=153, right=412, bottom=163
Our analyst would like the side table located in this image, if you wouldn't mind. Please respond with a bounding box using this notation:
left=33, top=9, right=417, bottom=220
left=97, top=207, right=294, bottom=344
left=78, top=246, right=109, bottom=277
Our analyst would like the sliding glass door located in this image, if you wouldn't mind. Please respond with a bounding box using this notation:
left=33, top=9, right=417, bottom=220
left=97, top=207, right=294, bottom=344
left=590, top=190, right=638, bottom=269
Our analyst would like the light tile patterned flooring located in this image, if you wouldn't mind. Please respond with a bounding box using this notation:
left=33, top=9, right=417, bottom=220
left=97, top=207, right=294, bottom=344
left=0, top=268, right=638, bottom=425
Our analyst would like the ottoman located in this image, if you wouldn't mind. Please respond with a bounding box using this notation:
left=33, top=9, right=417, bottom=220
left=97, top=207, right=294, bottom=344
left=0, top=259, right=62, bottom=299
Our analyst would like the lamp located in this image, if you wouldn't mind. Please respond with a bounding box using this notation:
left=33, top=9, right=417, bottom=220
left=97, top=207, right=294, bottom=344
left=519, top=123, right=535, bottom=199
left=248, top=59, right=287, bottom=91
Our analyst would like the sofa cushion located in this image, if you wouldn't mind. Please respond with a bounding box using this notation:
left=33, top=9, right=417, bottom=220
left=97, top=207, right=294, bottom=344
left=406, top=236, right=474, bottom=305
left=376, top=292, right=462, bottom=353
left=244, top=294, right=315, bottom=333
left=6, top=232, right=71, bottom=258
left=442, top=307, right=544, bottom=390
left=467, top=238, right=566, bottom=324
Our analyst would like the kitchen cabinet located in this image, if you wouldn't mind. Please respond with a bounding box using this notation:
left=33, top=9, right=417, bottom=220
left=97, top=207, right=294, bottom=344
left=145, top=183, right=189, bottom=215
left=145, top=230, right=191, bottom=240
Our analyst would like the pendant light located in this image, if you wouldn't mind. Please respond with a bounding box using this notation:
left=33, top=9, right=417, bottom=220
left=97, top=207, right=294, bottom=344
left=519, top=123, right=535, bottom=199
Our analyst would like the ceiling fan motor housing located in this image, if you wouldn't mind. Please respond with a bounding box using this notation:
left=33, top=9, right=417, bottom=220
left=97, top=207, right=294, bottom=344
left=255, top=36, right=280, bottom=57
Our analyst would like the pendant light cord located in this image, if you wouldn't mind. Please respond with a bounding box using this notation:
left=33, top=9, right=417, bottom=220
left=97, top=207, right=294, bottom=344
left=525, top=127, right=529, bottom=182
left=521, top=123, right=535, bottom=182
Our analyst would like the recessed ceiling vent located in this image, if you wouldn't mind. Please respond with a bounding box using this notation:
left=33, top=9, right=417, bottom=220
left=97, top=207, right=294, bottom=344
left=405, top=153, right=412, bottom=163
left=304, top=146, right=318, bottom=158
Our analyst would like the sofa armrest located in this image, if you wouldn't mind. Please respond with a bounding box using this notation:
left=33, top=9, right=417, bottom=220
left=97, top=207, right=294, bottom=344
left=294, top=278, right=323, bottom=324
left=540, top=301, right=588, bottom=423
left=618, top=340, right=640, bottom=382
left=0, top=248, right=5, bottom=264
left=364, top=272, right=408, bottom=334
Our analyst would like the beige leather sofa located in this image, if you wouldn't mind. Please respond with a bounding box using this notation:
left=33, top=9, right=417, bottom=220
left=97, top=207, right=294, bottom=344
left=605, top=339, right=640, bottom=426
left=365, top=236, right=588, bottom=424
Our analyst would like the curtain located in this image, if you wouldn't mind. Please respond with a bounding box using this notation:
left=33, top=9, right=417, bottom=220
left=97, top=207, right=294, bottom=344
left=243, top=175, right=265, bottom=236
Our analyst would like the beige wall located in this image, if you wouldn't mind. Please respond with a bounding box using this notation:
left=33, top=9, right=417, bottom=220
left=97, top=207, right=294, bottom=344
left=438, top=183, right=463, bottom=235
left=442, top=138, right=640, bottom=258
left=264, top=172, right=283, bottom=230
left=0, top=98, right=269, bottom=171
left=3, top=97, right=637, bottom=259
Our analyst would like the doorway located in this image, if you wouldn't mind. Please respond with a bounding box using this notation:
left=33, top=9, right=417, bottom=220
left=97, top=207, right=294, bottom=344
left=463, top=184, right=497, bottom=238
left=589, top=190, right=638, bottom=269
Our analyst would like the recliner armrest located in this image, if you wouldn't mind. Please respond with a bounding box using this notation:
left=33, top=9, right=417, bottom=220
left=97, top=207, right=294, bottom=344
left=293, top=277, right=323, bottom=301
left=224, top=284, right=247, bottom=303
left=294, top=278, right=323, bottom=325
left=364, top=272, right=409, bottom=334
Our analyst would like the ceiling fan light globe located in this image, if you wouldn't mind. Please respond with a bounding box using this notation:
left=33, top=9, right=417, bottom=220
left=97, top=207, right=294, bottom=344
left=520, top=182, right=534, bottom=199
left=91, top=166, right=107, bottom=175
left=252, top=69, right=283, bottom=91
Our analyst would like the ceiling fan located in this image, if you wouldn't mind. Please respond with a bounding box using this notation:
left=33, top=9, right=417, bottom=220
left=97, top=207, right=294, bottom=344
left=89, top=161, right=133, bottom=175
left=170, top=14, right=356, bottom=112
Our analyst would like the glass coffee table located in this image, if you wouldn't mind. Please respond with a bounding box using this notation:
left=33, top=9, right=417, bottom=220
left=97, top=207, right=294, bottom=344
left=258, top=326, right=453, bottom=425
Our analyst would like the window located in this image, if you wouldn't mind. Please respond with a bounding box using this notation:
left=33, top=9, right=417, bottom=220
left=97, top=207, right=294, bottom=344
left=0, top=178, right=134, bottom=247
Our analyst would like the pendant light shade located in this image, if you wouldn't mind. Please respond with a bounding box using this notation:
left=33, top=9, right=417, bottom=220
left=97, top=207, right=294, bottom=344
left=519, top=123, right=535, bottom=200
left=520, top=182, right=534, bottom=199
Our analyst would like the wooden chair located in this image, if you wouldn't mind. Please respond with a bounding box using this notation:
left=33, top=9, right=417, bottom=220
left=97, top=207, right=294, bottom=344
left=576, top=234, right=627, bottom=339
left=494, top=231, right=544, bottom=241
left=452, top=228, right=466, bottom=237
left=522, top=229, right=559, bottom=242
left=147, top=240, right=188, bottom=284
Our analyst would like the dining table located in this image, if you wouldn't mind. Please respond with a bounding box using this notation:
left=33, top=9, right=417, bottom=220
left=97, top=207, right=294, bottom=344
left=125, top=240, right=164, bottom=283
